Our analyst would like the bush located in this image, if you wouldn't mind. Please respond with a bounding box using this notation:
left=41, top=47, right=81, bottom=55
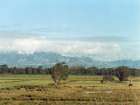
left=115, top=66, right=129, bottom=81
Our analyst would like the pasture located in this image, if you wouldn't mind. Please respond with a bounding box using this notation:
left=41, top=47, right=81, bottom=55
left=0, top=75, right=139, bottom=105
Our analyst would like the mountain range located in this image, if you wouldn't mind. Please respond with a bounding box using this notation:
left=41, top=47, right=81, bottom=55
left=0, top=52, right=140, bottom=68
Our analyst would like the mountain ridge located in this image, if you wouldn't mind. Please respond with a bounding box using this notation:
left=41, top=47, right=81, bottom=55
left=0, top=52, right=139, bottom=68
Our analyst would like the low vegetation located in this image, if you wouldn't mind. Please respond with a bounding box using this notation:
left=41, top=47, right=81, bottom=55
left=0, top=75, right=139, bottom=105
left=0, top=63, right=140, bottom=105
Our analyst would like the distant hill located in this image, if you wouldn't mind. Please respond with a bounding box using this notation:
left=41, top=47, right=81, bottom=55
left=0, top=52, right=140, bottom=68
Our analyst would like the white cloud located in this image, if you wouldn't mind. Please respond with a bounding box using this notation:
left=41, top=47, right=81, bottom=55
left=13, top=38, right=43, bottom=54
left=0, top=36, right=139, bottom=61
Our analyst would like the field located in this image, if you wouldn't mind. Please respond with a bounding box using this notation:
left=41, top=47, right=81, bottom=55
left=0, top=75, right=139, bottom=105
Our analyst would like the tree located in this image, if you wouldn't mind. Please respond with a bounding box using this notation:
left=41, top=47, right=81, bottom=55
left=0, top=64, right=9, bottom=73
left=51, top=62, right=69, bottom=87
left=37, top=66, right=43, bottom=74
left=115, top=66, right=129, bottom=81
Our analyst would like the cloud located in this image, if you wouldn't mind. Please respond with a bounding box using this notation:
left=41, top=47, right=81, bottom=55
left=0, top=36, right=139, bottom=61
left=0, top=36, right=122, bottom=60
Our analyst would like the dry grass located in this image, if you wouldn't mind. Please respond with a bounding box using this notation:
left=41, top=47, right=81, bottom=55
left=0, top=75, right=139, bottom=105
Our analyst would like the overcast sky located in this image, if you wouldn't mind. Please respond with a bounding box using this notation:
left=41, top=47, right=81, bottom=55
left=0, top=0, right=140, bottom=61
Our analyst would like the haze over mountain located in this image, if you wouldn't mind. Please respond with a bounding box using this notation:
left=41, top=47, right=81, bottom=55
left=0, top=51, right=140, bottom=68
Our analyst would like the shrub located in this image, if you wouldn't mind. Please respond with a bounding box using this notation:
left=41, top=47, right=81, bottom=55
left=115, top=66, right=129, bottom=81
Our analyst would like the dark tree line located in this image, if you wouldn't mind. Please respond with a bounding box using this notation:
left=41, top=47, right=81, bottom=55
left=0, top=64, right=51, bottom=74
left=0, top=64, right=140, bottom=78
left=69, top=66, right=140, bottom=77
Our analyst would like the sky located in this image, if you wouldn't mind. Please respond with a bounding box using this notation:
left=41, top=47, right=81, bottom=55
left=0, top=0, right=140, bottom=61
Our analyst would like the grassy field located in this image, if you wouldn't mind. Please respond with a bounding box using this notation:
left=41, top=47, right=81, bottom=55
left=0, top=75, right=139, bottom=105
